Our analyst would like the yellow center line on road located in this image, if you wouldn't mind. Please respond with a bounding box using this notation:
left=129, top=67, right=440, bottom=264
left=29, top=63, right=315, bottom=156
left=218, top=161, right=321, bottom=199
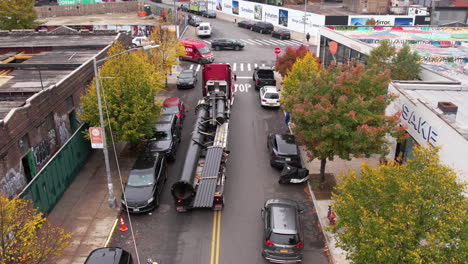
left=210, top=211, right=222, bottom=264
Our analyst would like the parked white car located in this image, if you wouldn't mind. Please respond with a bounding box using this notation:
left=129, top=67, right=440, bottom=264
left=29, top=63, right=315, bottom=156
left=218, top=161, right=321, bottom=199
left=196, top=22, right=212, bottom=38
left=259, top=86, right=280, bottom=107
left=132, top=36, right=148, bottom=47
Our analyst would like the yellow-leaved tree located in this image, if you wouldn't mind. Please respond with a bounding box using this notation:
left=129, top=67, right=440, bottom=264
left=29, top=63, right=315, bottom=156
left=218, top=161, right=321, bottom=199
left=79, top=42, right=165, bottom=145
left=332, top=146, right=467, bottom=264
left=147, top=23, right=186, bottom=84
left=281, top=52, right=320, bottom=99
left=0, top=194, right=71, bottom=264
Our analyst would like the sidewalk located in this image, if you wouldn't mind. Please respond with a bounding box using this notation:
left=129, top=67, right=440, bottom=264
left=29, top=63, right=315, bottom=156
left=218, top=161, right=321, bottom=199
left=48, top=143, right=132, bottom=264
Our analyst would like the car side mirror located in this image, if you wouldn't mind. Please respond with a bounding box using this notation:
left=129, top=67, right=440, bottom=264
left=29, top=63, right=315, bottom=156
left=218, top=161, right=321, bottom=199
left=298, top=209, right=304, bottom=214
left=234, top=74, right=237, bottom=81
left=261, top=208, right=265, bottom=218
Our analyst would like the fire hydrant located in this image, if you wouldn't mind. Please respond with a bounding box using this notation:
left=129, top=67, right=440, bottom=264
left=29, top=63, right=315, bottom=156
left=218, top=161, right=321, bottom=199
left=328, top=211, right=336, bottom=225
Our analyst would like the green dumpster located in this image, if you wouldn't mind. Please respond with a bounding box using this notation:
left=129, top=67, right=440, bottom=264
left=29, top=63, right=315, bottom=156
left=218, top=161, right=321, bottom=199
left=144, top=5, right=152, bottom=16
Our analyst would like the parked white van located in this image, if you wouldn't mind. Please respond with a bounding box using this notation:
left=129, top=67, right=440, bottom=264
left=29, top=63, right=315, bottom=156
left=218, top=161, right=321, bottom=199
left=196, top=23, right=212, bottom=38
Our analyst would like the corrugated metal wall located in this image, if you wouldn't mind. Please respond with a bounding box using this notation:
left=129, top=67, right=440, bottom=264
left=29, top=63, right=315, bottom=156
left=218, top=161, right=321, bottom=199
left=19, top=124, right=91, bottom=214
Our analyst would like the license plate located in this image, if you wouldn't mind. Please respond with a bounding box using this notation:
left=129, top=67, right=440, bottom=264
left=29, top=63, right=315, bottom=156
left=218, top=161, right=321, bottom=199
left=280, top=249, right=288, bottom=253
left=133, top=208, right=139, bottom=212
left=285, top=158, right=291, bottom=161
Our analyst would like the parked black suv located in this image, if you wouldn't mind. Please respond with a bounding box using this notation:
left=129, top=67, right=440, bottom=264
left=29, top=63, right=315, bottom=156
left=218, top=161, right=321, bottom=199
left=267, top=134, right=301, bottom=168
left=150, top=114, right=181, bottom=161
left=85, top=247, right=133, bottom=264
left=261, top=199, right=304, bottom=263
left=121, top=152, right=167, bottom=213
left=251, top=21, right=274, bottom=34
left=253, top=66, right=276, bottom=90
left=211, top=38, right=245, bottom=51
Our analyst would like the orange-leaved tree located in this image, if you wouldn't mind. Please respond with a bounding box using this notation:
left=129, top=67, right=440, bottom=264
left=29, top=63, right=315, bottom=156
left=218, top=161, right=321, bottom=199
left=274, top=45, right=315, bottom=77
left=0, top=194, right=71, bottom=264
left=282, top=54, right=406, bottom=185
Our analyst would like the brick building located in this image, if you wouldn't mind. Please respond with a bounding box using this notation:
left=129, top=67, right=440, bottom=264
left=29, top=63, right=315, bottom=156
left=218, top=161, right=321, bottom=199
left=0, top=27, right=131, bottom=199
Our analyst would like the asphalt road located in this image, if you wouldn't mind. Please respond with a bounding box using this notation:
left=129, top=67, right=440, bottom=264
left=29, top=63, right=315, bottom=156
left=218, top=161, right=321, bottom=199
left=110, top=15, right=327, bottom=264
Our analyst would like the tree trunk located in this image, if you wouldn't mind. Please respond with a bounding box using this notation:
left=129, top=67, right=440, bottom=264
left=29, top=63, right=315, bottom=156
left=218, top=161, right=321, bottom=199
left=319, top=158, right=327, bottom=189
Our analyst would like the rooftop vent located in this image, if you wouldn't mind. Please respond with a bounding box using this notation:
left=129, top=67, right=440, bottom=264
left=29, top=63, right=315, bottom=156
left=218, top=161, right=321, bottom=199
left=437, top=101, right=458, bottom=123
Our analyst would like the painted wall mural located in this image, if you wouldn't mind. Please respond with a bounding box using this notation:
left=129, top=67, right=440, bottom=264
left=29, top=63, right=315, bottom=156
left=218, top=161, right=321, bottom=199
left=333, top=26, right=468, bottom=86
left=55, top=113, right=72, bottom=145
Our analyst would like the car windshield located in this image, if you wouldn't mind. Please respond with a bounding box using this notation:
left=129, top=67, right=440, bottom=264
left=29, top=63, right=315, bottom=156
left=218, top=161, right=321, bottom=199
left=153, top=131, right=171, bottom=141
left=179, top=71, right=193, bottom=78
left=127, top=170, right=154, bottom=187
left=269, top=232, right=300, bottom=245
left=264, top=93, right=279, bottom=99
left=163, top=106, right=179, bottom=114
left=198, top=46, right=211, bottom=54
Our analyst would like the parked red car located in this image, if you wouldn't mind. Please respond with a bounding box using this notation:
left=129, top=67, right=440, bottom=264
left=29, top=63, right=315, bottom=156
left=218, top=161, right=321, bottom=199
left=162, top=97, right=185, bottom=122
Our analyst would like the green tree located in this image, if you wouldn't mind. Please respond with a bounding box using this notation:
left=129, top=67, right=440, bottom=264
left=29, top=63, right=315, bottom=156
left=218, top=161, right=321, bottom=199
left=389, top=44, right=421, bottom=80
left=331, top=146, right=467, bottom=264
left=274, top=45, right=314, bottom=77
left=366, top=39, right=421, bottom=80
left=147, top=23, right=186, bottom=84
left=282, top=54, right=405, bottom=185
left=79, top=42, right=164, bottom=145
left=0, top=194, right=71, bottom=264
left=0, top=0, right=40, bottom=30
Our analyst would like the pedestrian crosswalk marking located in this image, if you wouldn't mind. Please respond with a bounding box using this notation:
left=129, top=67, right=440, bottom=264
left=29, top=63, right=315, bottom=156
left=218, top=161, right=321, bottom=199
left=183, top=62, right=277, bottom=73
left=203, top=38, right=305, bottom=46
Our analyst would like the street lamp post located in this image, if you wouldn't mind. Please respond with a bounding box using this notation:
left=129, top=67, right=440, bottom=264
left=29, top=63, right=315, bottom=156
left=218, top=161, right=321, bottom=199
left=303, top=0, right=307, bottom=42
left=93, top=44, right=160, bottom=209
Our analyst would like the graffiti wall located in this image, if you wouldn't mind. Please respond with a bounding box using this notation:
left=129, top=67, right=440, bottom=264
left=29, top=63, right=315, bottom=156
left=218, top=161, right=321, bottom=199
left=0, top=166, right=27, bottom=198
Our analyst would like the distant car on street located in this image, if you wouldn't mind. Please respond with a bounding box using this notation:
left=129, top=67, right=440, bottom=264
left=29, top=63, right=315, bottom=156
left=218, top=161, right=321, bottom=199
left=177, top=69, right=197, bottom=89
left=267, top=134, right=301, bottom=168
left=271, top=29, right=291, bottom=40
left=259, top=86, right=280, bottom=108
left=150, top=114, right=181, bottom=161
left=253, top=66, right=276, bottom=90
left=237, top=20, right=254, bottom=29
left=131, top=36, right=148, bottom=47
left=202, top=10, right=217, bottom=18
left=85, top=247, right=133, bottom=264
left=211, top=38, right=245, bottom=51
left=251, top=21, right=274, bottom=34
left=188, top=16, right=203, bottom=26
left=162, top=97, right=185, bottom=122
left=261, top=198, right=304, bottom=263
left=121, top=153, right=167, bottom=213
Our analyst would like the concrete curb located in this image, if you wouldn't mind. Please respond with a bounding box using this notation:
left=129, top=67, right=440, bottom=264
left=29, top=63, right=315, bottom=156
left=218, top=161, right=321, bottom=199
left=104, top=218, right=119, bottom=247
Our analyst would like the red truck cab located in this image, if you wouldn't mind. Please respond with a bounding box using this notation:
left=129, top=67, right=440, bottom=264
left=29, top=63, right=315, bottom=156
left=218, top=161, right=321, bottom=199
left=180, top=39, right=214, bottom=64
left=202, top=63, right=235, bottom=105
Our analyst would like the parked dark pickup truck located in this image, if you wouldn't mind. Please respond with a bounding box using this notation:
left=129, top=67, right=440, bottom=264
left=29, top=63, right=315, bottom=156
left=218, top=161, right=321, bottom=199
left=253, top=66, right=276, bottom=90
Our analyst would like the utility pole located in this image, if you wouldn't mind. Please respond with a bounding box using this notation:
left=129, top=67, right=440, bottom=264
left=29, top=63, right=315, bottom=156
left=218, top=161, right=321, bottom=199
left=93, top=58, right=116, bottom=209
left=303, top=0, right=307, bottom=42
left=430, top=0, right=438, bottom=26
left=174, top=0, right=177, bottom=25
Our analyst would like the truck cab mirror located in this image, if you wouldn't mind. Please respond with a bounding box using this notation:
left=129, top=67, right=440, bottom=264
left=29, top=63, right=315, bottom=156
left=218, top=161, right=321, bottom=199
left=234, top=74, right=237, bottom=81
left=298, top=208, right=304, bottom=214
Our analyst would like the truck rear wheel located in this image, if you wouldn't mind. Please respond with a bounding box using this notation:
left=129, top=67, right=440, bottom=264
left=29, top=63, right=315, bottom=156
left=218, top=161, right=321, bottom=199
left=260, top=29, right=263, bottom=34
left=215, top=46, right=220, bottom=51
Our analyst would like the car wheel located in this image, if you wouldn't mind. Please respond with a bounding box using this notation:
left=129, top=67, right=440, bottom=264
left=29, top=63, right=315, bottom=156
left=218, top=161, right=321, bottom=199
left=234, top=46, right=240, bottom=51
left=260, top=29, right=263, bottom=34
left=279, top=36, right=283, bottom=40
left=215, top=46, right=220, bottom=51
left=168, top=151, right=176, bottom=162
left=250, top=26, right=253, bottom=31
left=279, top=178, right=287, bottom=184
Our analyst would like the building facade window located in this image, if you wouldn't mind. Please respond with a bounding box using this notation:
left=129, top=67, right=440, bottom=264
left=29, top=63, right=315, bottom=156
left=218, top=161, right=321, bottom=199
left=319, top=36, right=368, bottom=67
left=18, top=134, right=30, bottom=155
